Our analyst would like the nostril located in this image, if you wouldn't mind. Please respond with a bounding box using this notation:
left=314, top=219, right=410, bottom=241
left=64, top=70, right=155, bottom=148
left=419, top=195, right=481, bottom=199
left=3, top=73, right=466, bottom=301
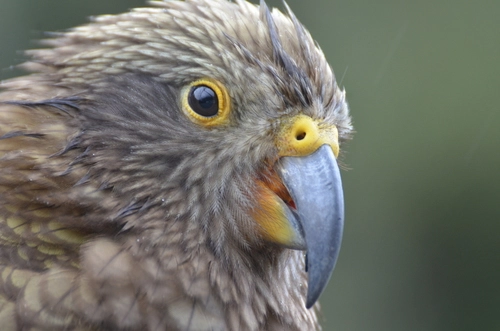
left=296, top=132, right=306, bottom=141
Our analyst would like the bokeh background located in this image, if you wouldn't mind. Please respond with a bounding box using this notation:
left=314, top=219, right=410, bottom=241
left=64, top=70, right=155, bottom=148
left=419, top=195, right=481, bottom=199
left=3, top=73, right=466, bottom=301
left=1, top=0, right=499, bottom=330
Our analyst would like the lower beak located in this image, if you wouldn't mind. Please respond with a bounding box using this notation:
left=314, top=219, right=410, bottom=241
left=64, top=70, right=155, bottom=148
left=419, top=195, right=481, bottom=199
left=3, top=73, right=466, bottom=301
left=276, top=144, right=345, bottom=308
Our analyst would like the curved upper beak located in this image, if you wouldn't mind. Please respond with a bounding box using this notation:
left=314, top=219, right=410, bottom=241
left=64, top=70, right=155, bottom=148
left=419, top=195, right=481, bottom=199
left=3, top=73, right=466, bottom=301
left=276, top=144, right=345, bottom=308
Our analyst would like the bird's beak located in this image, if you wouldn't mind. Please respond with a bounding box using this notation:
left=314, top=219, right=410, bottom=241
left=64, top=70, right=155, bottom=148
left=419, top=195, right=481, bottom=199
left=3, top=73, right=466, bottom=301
left=276, top=144, right=344, bottom=308
left=252, top=114, right=344, bottom=308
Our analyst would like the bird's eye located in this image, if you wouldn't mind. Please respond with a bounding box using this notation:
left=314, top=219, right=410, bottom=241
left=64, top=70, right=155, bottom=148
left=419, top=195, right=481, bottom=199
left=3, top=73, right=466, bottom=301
left=188, top=85, right=218, bottom=117
left=182, top=78, right=231, bottom=127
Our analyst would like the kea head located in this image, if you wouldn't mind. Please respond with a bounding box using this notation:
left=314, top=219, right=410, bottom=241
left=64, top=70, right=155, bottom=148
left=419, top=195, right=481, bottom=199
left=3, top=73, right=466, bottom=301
left=0, top=0, right=352, bottom=329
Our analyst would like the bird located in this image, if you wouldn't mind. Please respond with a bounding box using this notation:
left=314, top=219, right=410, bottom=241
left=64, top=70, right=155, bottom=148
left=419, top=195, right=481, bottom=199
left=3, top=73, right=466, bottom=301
left=0, top=0, right=352, bottom=330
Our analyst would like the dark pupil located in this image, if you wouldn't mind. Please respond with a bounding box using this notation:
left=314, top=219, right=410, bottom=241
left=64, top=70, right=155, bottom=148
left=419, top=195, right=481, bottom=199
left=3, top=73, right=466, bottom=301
left=188, top=85, right=218, bottom=117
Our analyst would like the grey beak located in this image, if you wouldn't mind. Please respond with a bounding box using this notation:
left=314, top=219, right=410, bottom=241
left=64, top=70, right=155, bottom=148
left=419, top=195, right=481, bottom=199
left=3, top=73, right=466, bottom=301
left=277, top=144, right=345, bottom=308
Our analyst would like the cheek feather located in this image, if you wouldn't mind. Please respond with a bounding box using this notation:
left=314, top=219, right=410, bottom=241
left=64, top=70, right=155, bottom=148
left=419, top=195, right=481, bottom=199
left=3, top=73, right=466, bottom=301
left=250, top=179, right=296, bottom=245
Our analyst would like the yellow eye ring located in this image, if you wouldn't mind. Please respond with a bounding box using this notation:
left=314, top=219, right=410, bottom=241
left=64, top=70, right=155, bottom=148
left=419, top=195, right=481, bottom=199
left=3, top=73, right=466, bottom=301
left=182, top=78, right=231, bottom=127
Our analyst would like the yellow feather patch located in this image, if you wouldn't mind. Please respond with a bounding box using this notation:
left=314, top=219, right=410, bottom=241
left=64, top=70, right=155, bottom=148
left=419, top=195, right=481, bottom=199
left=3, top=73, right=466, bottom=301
left=251, top=181, right=295, bottom=245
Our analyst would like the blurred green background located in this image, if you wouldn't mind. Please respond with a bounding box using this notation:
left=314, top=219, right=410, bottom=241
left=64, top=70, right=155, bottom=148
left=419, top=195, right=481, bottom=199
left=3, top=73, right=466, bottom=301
left=1, top=0, right=499, bottom=330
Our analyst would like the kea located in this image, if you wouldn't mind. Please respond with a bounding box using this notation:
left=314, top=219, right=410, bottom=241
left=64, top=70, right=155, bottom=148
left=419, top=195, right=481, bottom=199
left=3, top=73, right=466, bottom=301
left=0, top=0, right=352, bottom=330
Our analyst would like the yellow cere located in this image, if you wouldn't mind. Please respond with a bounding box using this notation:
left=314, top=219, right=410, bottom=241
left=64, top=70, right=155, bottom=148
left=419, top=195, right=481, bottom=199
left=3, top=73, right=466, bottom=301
left=181, top=78, right=231, bottom=127
left=275, top=114, right=340, bottom=158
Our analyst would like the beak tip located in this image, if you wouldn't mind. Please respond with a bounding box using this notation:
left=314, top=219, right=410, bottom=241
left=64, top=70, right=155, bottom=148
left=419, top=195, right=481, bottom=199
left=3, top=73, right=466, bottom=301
left=304, top=256, right=336, bottom=309
left=305, top=286, right=318, bottom=308
left=305, top=300, right=315, bottom=309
